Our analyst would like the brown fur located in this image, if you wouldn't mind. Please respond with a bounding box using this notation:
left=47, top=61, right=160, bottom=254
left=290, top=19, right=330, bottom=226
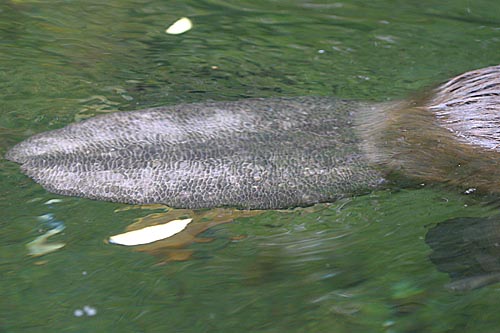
left=358, top=65, right=500, bottom=194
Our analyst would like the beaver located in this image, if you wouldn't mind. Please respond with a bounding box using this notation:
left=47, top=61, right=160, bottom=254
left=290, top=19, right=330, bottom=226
left=5, top=65, right=500, bottom=209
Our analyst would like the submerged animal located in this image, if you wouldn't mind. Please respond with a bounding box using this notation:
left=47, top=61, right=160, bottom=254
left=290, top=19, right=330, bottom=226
left=5, top=65, right=500, bottom=209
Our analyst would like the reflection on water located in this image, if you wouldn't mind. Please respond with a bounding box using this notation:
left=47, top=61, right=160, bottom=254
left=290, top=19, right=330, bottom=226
left=426, top=215, right=500, bottom=291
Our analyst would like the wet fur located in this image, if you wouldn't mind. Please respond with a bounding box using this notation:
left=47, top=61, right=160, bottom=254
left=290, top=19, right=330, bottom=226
left=358, top=65, right=500, bottom=195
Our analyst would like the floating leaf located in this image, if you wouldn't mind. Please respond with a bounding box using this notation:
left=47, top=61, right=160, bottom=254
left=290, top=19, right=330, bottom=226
left=109, top=218, right=193, bottom=246
left=165, top=17, right=192, bottom=35
left=112, top=208, right=263, bottom=262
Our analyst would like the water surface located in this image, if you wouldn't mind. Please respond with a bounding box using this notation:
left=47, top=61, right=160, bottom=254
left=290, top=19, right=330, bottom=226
left=1, top=0, right=500, bottom=332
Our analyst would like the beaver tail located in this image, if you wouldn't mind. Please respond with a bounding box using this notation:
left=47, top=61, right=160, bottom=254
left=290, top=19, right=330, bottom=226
left=5, top=64, right=500, bottom=207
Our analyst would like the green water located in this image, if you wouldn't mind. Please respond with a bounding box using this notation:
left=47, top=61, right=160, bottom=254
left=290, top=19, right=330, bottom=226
left=1, top=0, right=499, bottom=332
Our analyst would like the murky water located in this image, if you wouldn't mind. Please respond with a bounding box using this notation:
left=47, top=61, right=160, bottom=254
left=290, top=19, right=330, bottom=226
left=1, top=0, right=499, bottom=332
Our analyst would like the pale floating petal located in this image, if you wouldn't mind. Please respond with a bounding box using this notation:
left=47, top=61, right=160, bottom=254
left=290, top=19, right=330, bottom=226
left=27, top=225, right=66, bottom=257
left=109, top=218, right=193, bottom=246
left=166, top=17, right=192, bottom=35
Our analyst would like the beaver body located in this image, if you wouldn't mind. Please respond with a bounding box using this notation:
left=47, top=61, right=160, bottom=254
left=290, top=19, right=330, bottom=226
left=5, top=65, right=500, bottom=209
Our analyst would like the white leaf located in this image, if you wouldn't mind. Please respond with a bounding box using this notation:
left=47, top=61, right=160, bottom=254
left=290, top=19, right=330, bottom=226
left=109, top=218, right=193, bottom=246
left=166, top=17, right=193, bottom=35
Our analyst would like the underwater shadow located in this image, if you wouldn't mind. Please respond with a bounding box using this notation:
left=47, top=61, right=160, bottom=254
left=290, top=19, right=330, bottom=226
left=426, top=214, right=500, bottom=291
